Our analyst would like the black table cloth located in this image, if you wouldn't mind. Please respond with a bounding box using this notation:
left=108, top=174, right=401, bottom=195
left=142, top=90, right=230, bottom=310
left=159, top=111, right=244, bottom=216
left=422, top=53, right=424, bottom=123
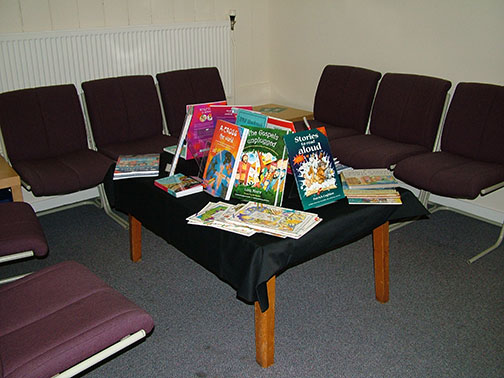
left=107, top=154, right=428, bottom=311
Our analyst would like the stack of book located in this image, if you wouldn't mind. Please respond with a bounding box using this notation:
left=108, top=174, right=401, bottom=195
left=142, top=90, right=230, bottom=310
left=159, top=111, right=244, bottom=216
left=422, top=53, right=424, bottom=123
left=340, top=168, right=402, bottom=205
left=186, top=201, right=322, bottom=239
left=113, top=154, right=160, bottom=180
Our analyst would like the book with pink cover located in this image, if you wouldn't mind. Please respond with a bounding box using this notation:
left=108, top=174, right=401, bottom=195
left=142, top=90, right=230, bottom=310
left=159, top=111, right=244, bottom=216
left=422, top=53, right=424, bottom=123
left=210, top=105, right=253, bottom=127
left=185, top=100, right=227, bottom=159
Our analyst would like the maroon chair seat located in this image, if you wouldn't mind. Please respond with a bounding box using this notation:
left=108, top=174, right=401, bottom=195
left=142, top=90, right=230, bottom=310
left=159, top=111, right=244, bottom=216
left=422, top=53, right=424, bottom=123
left=0, top=261, right=154, bottom=378
left=156, top=67, right=227, bottom=139
left=330, top=73, right=451, bottom=168
left=293, top=65, right=381, bottom=139
left=0, top=202, right=48, bottom=259
left=82, top=75, right=177, bottom=160
left=0, top=85, right=114, bottom=197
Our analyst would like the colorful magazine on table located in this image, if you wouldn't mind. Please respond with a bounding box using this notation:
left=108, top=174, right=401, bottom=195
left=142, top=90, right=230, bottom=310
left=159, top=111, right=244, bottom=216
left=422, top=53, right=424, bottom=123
left=201, top=120, right=249, bottom=200
left=340, top=168, right=399, bottom=189
left=113, top=153, right=160, bottom=180
left=231, top=124, right=290, bottom=206
left=284, top=127, right=345, bottom=210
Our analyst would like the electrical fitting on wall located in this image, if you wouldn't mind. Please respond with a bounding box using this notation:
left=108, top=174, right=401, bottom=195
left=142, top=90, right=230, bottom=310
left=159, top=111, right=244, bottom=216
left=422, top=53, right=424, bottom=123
left=229, top=10, right=236, bottom=31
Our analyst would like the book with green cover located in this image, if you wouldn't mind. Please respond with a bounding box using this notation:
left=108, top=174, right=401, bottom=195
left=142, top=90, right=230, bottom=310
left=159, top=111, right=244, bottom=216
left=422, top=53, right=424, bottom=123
left=283, top=127, right=345, bottom=210
left=231, top=125, right=290, bottom=206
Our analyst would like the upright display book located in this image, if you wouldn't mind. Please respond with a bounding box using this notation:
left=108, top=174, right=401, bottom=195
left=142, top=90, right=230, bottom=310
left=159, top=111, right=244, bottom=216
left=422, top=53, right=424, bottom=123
left=113, top=154, right=160, bottom=180
left=231, top=124, right=290, bottom=206
left=341, top=168, right=399, bottom=189
left=235, top=108, right=268, bottom=128
left=267, top=116, right=296, bottom=132
left=185, top=100, right=227, bottom=159
left=201, top=120, right=249, bottom=200
left=154, top=173, right=203, bottom=198
left=283, top=127, right=345, bottom=210
left=210, top=105, right=253, bottom=127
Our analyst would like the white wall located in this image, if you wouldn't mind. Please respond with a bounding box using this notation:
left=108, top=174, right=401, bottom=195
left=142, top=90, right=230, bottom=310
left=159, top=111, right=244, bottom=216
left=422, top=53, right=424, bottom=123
left=268, top=0, right=504, bottom=223
left=1, top=0, right=503, bottom=222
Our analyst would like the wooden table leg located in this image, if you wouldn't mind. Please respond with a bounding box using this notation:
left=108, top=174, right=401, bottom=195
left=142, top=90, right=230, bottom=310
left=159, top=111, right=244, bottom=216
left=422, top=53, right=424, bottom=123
left=10, top=184, right=23, bottom=202
left=373, top=221, right=389, bottom=303
left=255, top=276, right=276, bottom=368
left=129, top=214, right=142, bottom=262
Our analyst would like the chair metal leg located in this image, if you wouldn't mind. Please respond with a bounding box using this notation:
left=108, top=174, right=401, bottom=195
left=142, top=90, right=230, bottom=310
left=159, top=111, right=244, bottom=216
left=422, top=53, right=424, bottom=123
left=98, top=184, right=129, bottom=229
left=467, top=223, right=504, bottom=264
left=52, top=329, right=147, bottom=378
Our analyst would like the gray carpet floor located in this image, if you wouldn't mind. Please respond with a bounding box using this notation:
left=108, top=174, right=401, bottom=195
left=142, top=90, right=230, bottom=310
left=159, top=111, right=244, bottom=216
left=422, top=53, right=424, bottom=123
left=3, top=204, right=503, bottom=377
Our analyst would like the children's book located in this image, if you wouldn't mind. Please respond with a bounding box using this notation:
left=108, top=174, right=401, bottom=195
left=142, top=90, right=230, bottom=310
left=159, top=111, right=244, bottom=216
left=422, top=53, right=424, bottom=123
left=283, top=127, right=345, bottom=210
left=113, top=154, right=160, bottom=180
left=266, top=116, right=296, bottom=133
left=154, top=173, right=203, bottom=198
left=185, top=100, right=227, bottom=159
left=235, top=108, right=268, bottom=128
left=201, top=120, right=249, bottom=200
left=341, top=168, right=399, bottom=189
left=210, top=105, right=253, bottom=127
left=231, top=125, right=290, bottom=206
left=227, top=201, right=322, bottom=239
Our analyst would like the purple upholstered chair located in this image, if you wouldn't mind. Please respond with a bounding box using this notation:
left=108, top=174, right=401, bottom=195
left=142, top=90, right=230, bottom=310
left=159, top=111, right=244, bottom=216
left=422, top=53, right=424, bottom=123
left=294, top=65, right=381, bottom=139
left=330, top=73, right=452, bottom=168
left=0, top=85, right=114, bottom=197
left=394, top=82, right=504, bottom=263
left=156, top=67, right=227, bottom=140
left=0, top=261, right=154, bottom=378
left=82, top=75, right=177, bottom=160
left=0, top=202, right=48, bottom=284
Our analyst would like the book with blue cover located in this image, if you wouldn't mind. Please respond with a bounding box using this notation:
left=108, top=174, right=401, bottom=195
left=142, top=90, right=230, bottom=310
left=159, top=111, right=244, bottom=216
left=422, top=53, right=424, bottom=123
left=283, top=127, right=345, bottom=210
left=235, top=108, right=268, bottom=128
left=201, top=120, right=250, bottom=200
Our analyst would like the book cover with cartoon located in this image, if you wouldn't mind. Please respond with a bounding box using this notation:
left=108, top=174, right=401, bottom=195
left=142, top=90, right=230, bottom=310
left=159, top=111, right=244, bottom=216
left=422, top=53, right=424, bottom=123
left=284, top=127, right=345, bottom=210
left=202, top=120, right=249, bottom=200
left=231, top=125, right=289, bottom=206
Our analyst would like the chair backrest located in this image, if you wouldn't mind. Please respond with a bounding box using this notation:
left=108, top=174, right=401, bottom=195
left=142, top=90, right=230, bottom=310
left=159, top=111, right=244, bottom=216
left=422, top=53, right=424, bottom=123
left=82, top=75, right=164, bottom=148
left=313, top=65, right=382, bottom=134
left=0, top=84, right=89, bottom=163
left=441, top=82, right=504, bottom=165
left=156, top=67, right=226, bottom=138
left=369, top=73, right=452, bottom=149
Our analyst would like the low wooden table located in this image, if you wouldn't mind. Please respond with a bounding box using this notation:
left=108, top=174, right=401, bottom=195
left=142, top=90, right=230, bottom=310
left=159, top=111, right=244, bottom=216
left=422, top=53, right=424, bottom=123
left=253, top=103, right=313, bottom=123
left=0, top=155, right=23, bottom=201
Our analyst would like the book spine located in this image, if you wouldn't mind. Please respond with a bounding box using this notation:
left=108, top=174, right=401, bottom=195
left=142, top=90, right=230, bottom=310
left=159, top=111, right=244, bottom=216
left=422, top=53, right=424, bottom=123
left=225, top=127, right=249, bottom=201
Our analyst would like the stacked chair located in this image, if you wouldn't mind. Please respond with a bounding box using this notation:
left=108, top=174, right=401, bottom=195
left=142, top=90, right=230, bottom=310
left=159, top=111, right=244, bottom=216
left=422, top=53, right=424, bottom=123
left=330, top=73, right=452, bottom=168
left=294, top=64, right=381, bottom=139
left=0, top=201, right=154, bottom=377
left=81, top=75, right=178, bottom=160
left=156, top=67, right=227, bottom=139
left=394, top=82, right=504, bottom=263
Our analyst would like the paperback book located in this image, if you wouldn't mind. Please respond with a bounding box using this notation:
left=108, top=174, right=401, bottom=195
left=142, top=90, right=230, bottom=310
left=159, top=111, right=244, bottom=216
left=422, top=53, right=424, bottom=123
left=227, top=201, right=322, bottom=239
left=283, top=127, right=345, bottom=210
left=201, top=120, right=249, bottom=200
left=154, top=173, right=203, bottom=198
left=209, top=105, right=253, bottom=127
left=341, top=168, right=399, bottom=189
left=113, top=154, right=160, bottom=180
left=231, top=124, right=290, bottom=206
left=235, top=108, right=269, bottom=128
left=185, top=100, right=227, bottom=159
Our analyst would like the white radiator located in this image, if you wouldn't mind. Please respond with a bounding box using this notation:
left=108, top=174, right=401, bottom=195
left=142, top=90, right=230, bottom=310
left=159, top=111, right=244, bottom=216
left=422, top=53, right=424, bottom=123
left=0, top=21, right=232, bottom=96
